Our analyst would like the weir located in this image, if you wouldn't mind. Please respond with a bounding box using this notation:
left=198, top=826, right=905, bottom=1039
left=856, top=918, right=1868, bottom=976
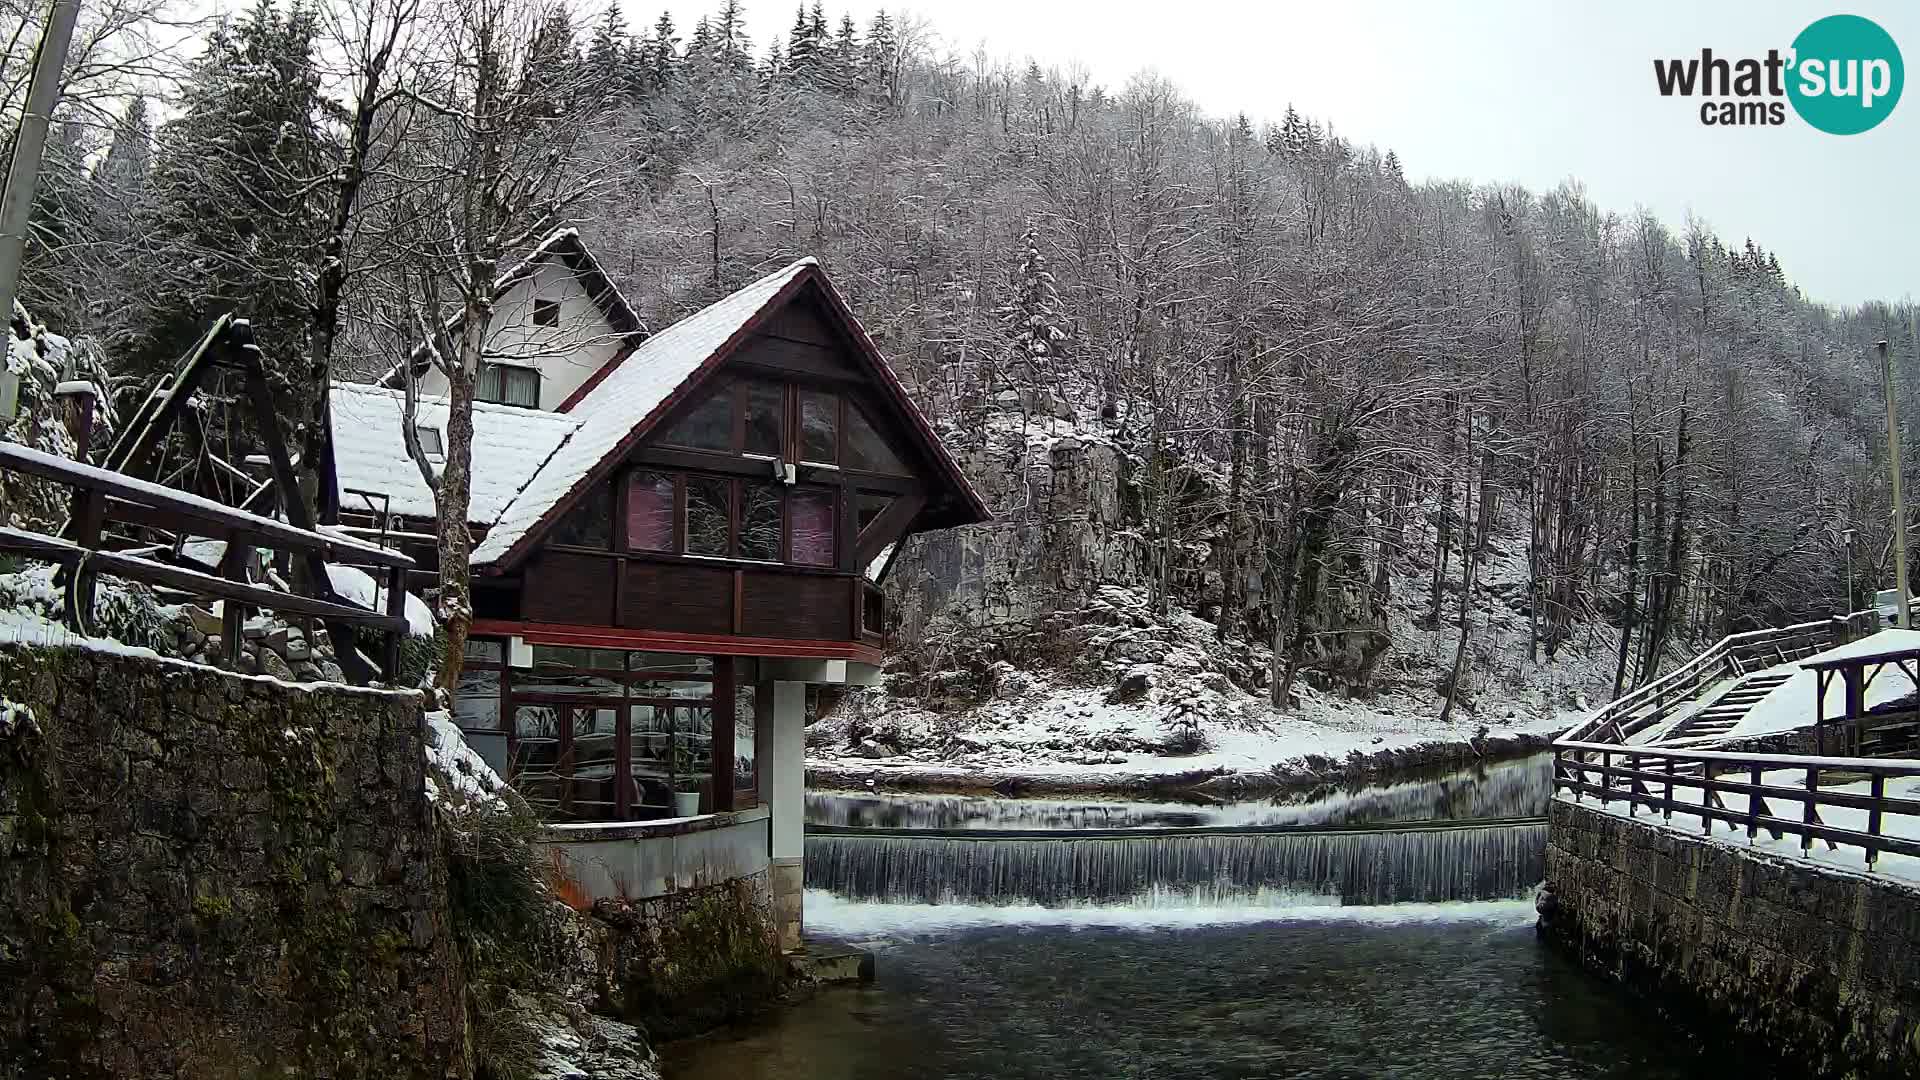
left=805, top=818, right=1547, bottom=906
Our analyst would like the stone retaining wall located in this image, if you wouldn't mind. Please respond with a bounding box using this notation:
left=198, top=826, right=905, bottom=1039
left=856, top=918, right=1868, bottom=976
left=1542, top=799, right=1920, bottom=1079
left=0, top=641, right=468, bottom=1079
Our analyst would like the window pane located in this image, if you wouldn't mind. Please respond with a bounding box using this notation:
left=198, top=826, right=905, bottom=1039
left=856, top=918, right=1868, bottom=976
left=846, top=405, right=909, bottom=474
left=571, top=707, right=619, bottom=820
left=631, top=679, right=713, bottom=700
left=661, top=383, right=734, bottom=451
left=511, top=704, right=564, bottom=815
left=476, top=364, right=503, bottom=404
left=464, top=638, right=504, bottom=663
left=550, top=482, right=611, bottom=548
left=799, top=391, right=837, bottom=463
left=504, top=366, right=539, bottom=408
left=740, top=482, right=782, bottom=561
left=670, top=705, right=713, bottom=792
left=627, top=652, right=714, bottom=675
left=734, top=679, right=758, bottom=798
left=630, top=705, right=672, bottom=813
left=684, top=476, right=731, bottom=556
left=532, top=298, right=560, bottom=327
left=791, top=487, right=836, bottom=567
left=522, top=645, right=622, bottom=696
left=533, top=645, right=624, bottom=670
left=744, top=380, right=784, bottom=457
left=626, top=470, right=675, bottom=552
left=453, top=668, right=500, bottom=731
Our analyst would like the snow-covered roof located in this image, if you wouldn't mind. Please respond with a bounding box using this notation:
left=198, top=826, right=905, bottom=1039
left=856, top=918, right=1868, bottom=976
left=329, top=382, right=581, bottom=523
left=470, top=259, right=818, bottom=565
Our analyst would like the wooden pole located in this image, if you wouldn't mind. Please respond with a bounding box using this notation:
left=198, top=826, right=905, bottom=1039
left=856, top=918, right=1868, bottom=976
left=1879, top=340, right=1912, bottom=629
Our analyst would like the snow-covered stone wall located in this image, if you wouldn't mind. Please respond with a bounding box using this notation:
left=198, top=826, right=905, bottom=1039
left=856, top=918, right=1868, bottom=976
left=1542, top=800, right=1920, bottom=1080
left=0, top=640, right=469, bottom=1078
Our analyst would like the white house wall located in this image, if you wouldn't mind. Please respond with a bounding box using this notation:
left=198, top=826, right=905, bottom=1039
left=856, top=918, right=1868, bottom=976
left=414, top=260, right=628, bottom=411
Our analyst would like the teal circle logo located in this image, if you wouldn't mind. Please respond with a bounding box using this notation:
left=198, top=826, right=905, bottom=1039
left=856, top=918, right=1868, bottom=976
left=1788, top=14, right=1903, bottom=134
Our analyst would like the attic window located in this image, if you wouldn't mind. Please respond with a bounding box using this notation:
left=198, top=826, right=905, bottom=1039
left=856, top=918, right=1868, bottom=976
left=415, top=425, right=445, bottom=461
left=532, top=298, right=561, bottom=327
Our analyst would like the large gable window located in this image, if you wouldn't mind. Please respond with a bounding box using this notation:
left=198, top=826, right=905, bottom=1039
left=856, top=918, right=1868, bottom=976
left=656, top=376, right=910, bottom=476
left=661, top=380, right=734, bottom=451
left=477, top=362, right=539, bottom=408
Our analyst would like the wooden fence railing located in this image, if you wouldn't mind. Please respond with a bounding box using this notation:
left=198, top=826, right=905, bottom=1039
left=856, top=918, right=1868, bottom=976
left=1553, top=740, right=1920, bottom=870
left=0, top=441, right=414, bottom=683
left=1560, top=612, right=1881, bottom=748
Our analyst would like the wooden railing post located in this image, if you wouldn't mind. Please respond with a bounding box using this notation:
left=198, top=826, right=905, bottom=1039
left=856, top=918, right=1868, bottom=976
left=381, top=564, right=406, bottom=681
left=1664, top=756, right=1675, bottom=822
left=1702, top=760, right=1715, bottom=835
left=1802, top=766, right=1819, bottom=856
left=1627, top=753, right=1639, bottom=815
left=1867, top=773, right=1886, bottom=871
left=1747, top=763, right=1762, bottom=842
left=1600, top=750, right=1612, bottom=807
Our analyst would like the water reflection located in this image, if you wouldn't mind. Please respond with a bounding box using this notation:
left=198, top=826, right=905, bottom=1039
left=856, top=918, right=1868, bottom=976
left=667, top=898, right=1781, bottom=1080
left=807, top=753, right=1551, bottom=832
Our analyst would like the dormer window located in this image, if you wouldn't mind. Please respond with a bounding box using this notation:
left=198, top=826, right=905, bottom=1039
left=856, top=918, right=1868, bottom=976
left=532, top=298, right=561, bottom=327
left=476, top=362, right=539, bottom=408
left=415, top=424, right=445, bottom=461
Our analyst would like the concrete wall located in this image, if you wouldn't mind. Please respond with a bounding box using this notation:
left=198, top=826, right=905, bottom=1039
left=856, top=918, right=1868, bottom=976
left=1543, top=799, right=1920, bottom=1080
left=543, top=807, right=771, bottom=903
left=0, top=641, right=468, bottom=1079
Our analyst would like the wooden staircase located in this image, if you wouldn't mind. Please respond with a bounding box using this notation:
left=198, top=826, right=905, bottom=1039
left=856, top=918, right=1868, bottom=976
left=1666, top=670, right=1796, bottom=743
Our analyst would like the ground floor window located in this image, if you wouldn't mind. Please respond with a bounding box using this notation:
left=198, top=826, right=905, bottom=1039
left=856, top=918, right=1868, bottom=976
left=452, top=641, right=763, bottom=822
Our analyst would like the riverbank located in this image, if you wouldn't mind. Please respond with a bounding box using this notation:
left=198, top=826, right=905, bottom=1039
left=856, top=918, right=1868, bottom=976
left=806, top=719, right=1562, bottom=798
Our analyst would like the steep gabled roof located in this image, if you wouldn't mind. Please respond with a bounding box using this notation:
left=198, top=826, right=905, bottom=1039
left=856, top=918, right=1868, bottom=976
left=330, top=382, right=581, bottom=523
left=377, top=227, right=647, bottom=389
left=469, top=258, right=990, bottom=570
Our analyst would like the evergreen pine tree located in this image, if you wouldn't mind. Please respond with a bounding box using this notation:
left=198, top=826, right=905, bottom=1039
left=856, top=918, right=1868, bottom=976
left=127, top=0, right=336, bottom=398
left=1006, top=222, right=1067, bottom=378
left=826, top=13, right=858, bottom=93
left=713, top=0, right=750, bottom=73
left=586, top=5, right=628, bottom=93
left=786, top=4, right=817, bottom=81
left=647, top=11, right=680, bottom=90
left=862, top=10, right=895, bottom=100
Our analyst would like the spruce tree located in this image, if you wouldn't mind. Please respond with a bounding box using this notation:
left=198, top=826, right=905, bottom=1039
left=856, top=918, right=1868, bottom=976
left=786, top=4, right=817, bottom=82
left=586, top=5, right=628, bottom=94
left=646, top=12, right=680, bottom=91
left=1007, top=222, right=1067, bottom=377
left=862, top=10, right=895, bottom=100
left=127, top=0, right=336, bottom=415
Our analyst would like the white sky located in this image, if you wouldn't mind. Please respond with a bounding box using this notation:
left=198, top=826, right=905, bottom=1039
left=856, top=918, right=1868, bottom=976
left=638, top=0, right=1920, bottom=309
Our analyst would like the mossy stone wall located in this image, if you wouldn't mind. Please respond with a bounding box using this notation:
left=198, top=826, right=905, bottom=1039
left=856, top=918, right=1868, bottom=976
left=0, top=641, right=469, bottom=1079
left=1543, top=799, right=1920, bottom=1080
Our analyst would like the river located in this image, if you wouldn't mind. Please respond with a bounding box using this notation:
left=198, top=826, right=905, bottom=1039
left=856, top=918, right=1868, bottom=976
left=666, top=755, right=1780, bottom=1080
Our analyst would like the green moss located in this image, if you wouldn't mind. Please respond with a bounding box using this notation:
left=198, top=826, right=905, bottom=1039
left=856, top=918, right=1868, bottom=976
left=192, top=894, right=234, bottom=923
left=615, top=879, right=785, bottom=1041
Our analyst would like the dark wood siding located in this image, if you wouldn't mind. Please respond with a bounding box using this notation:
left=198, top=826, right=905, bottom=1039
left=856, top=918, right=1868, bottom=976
left=734, top=334, right=861, bottom=381
left=522, top=552, right=615, bottom=625
left=740, top=570, right=851, bottom=640
left=622, top=560, right=733, bottom=635
left=760, top=299, right=838, bottom=346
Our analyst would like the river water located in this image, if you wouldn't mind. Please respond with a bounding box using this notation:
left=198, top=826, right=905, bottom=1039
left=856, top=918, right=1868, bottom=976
left=667, top=756, right=1778, bottom=1080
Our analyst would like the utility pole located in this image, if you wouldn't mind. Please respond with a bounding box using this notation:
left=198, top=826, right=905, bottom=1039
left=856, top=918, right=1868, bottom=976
left=0, top=0, right=83, bottom=337
left=1880, top=339, right=1912, bottom=629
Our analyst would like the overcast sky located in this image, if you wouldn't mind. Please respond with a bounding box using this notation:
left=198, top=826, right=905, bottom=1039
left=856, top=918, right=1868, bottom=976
left=639, top=0, right=1919, bottom=309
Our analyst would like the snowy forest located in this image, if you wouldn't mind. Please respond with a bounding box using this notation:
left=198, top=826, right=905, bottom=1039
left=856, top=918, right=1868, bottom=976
left=6, top=0, right=1919, bottom=720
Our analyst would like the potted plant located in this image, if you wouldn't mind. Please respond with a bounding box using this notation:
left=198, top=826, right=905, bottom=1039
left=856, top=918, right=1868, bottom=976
left=671, top=740, right=702, bottom=818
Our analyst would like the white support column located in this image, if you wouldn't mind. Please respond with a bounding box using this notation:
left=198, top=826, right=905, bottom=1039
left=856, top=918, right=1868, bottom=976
left=767, top=679, right=807, bottom=951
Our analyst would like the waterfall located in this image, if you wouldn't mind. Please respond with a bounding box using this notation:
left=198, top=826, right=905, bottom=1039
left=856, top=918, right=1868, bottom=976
left=805, top=822, right=1546, bottom=907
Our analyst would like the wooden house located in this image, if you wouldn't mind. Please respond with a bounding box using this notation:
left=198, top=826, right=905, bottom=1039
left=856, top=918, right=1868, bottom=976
left=325, top=233, right=987, bottom=945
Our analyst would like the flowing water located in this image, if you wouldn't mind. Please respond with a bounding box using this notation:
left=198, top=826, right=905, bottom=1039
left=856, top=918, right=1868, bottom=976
left=668, top=755, right=1775, bottom=1079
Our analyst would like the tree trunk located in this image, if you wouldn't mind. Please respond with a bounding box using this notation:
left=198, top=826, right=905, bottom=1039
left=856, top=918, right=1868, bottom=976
left=1439, top=443, right=1493, bottom=726
left=434, top=293, right=487, bottom=696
